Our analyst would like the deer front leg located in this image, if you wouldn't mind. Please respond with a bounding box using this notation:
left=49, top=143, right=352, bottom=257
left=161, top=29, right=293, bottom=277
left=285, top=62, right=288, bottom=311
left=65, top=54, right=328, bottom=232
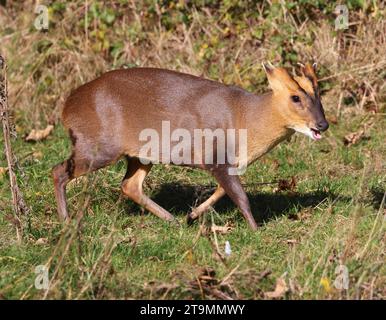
left=211, top=166, right=258, bottom=230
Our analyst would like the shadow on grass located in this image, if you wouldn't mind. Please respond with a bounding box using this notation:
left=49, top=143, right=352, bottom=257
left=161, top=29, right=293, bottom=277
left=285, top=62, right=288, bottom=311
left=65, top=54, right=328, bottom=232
left=130, top=182, right=349, bottom=224
left=369, top=186, right=386, bottom=210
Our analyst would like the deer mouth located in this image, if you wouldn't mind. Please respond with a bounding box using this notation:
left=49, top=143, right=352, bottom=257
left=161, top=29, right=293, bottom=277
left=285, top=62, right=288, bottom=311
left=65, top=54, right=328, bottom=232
left=310, top=128, right=322, bottom=140
left=291, top=125, right=323, bottom=141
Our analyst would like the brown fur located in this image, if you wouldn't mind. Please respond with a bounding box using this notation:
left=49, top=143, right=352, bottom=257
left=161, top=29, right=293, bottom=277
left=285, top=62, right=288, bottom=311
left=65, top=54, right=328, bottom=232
left=52, top=63, right=328, bottom=229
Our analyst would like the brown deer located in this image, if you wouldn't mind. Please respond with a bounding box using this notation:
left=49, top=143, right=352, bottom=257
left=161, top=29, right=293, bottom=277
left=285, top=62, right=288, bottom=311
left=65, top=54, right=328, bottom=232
left=52, top=62, right=328, bottom=230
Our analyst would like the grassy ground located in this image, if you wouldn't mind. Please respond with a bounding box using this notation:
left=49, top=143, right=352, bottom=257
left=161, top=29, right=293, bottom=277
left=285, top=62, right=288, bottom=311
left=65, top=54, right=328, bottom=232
left=0, top=1, right=385, bottom=299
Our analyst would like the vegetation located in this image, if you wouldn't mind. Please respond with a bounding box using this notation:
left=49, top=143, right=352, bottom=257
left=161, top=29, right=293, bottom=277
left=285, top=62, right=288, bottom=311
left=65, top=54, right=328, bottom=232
left=0, top=0, right=385, bottom=299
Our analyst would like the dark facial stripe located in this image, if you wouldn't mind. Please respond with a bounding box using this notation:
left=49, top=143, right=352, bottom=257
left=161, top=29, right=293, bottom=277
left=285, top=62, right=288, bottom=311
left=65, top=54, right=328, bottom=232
left=294, top=77, right=326, bottom=122
left=304, top=74, right=320, bottom=99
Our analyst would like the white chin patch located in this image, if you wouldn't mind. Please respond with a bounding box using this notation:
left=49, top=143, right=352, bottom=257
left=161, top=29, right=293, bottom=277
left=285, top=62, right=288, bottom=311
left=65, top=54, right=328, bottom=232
left=292, top=126, right=322, bottom=141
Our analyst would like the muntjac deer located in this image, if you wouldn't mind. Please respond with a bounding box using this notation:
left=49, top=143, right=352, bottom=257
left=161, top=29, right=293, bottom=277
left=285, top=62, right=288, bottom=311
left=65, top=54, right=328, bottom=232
left=52, top=62, right=328, bottom=230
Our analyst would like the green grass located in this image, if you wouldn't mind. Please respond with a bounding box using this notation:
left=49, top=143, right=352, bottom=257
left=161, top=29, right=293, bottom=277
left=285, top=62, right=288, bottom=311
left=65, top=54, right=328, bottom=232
left=0, top=0, right=385, bottom=300
left=0, top=113, right=384, bottom=299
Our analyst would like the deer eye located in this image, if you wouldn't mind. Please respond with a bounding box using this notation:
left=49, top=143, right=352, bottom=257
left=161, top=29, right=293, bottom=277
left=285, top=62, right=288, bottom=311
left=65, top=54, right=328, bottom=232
left=291, top=95, right=300, bottom=103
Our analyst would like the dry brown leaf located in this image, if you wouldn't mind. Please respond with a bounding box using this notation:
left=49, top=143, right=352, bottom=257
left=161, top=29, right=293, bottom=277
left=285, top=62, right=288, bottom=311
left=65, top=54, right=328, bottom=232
left=4, top=214, right=21, bottom=228
left=0, top=167, right=8, bottom=175
left=265, top=277, right=288, bottom=299
left=275, top=176, right=297, bottom=193
left=289, top=279, right=303, bottom=296
left=185, top=249, right=194, bottom=263
left=32, top=151, right=43, bottom=159
left=285, top=239, right=298, bottom=245
left=211, top=223, right=233, bottom=234
left=35, top=238, right=48, bottom=245
left=327, top=115, right=338, bottom=125
left=25, top=125, right=54, bottom=142
left=344, top=129, right=365, bottom=146
left=343, top=120, right=373, bottom=146
left=67, top=175, right=88, bottom=189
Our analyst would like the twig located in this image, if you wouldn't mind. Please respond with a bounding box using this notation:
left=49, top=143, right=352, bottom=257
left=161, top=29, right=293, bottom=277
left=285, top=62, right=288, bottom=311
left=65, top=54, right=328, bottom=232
left=0, top=54, right=28, bottom=243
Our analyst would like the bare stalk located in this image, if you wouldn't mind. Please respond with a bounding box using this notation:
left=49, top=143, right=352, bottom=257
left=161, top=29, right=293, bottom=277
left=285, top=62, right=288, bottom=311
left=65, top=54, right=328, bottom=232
left=0, top=54, right=28, bottom=243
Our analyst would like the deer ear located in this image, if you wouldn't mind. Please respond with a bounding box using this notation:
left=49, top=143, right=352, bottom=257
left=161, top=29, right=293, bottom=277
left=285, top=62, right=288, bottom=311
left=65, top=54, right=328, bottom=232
left=262, top=61, right=275, bottom=74
left=300, top=62, right=318, bottom=88
left=263, top=62, right=284, bottom=92
left=263, top=63, right=299, bottom=93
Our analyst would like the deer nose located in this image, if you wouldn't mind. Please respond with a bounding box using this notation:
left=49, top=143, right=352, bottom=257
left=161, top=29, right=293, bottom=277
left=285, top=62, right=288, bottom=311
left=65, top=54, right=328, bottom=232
left=317, top=121, right=329, bottom=132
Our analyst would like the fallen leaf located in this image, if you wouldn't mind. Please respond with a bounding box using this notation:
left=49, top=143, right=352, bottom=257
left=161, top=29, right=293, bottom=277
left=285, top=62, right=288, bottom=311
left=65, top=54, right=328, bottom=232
left=4, top=214, right=21, bottom=228
left=365, top=105, right=377, bottom=114
left=15, top=125, right=23, bottom=133
left=35, top=238, right=48, bottom=245
left=265, top=277, right=288, bottom=299
left=25, top=125, right=54, bottom=142
left=211, top=223, right=233, bottom=234
left=320, top=277, right=332, bottom=293
left=32, top=151, right=43, bottom=159
left=275, top=176, right=297, bottom=193
left=0, top=167, right=8, bottom=176
left=186, top=250, right=194, bottom=263
left=343, top=129, right=365, bottom=146
left=299, top=208, right=313, bottom=220
left=289, top=278, right=303, bottom=296
left=285, top=239, right=298, bottom=245
left=343, top=120, right=373, bottom=147
left=327, top=115, right=338, bottom=125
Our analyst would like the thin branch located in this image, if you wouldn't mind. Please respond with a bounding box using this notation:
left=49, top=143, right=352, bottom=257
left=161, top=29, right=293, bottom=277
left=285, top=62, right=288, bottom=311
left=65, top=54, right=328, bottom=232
left=0, top=54, right=28, bottom=243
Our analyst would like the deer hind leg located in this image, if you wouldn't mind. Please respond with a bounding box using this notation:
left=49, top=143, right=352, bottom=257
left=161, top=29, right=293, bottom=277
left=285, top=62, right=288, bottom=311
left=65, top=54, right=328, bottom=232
left=187, top=186, right=226, bottom=225
left=52, top=156, right=74, bottom=221
left=121, top=157, right=175, bottom=221
left=52, top=152, right=108, bottom=221
left=52, top=128, right=121, bottom=221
